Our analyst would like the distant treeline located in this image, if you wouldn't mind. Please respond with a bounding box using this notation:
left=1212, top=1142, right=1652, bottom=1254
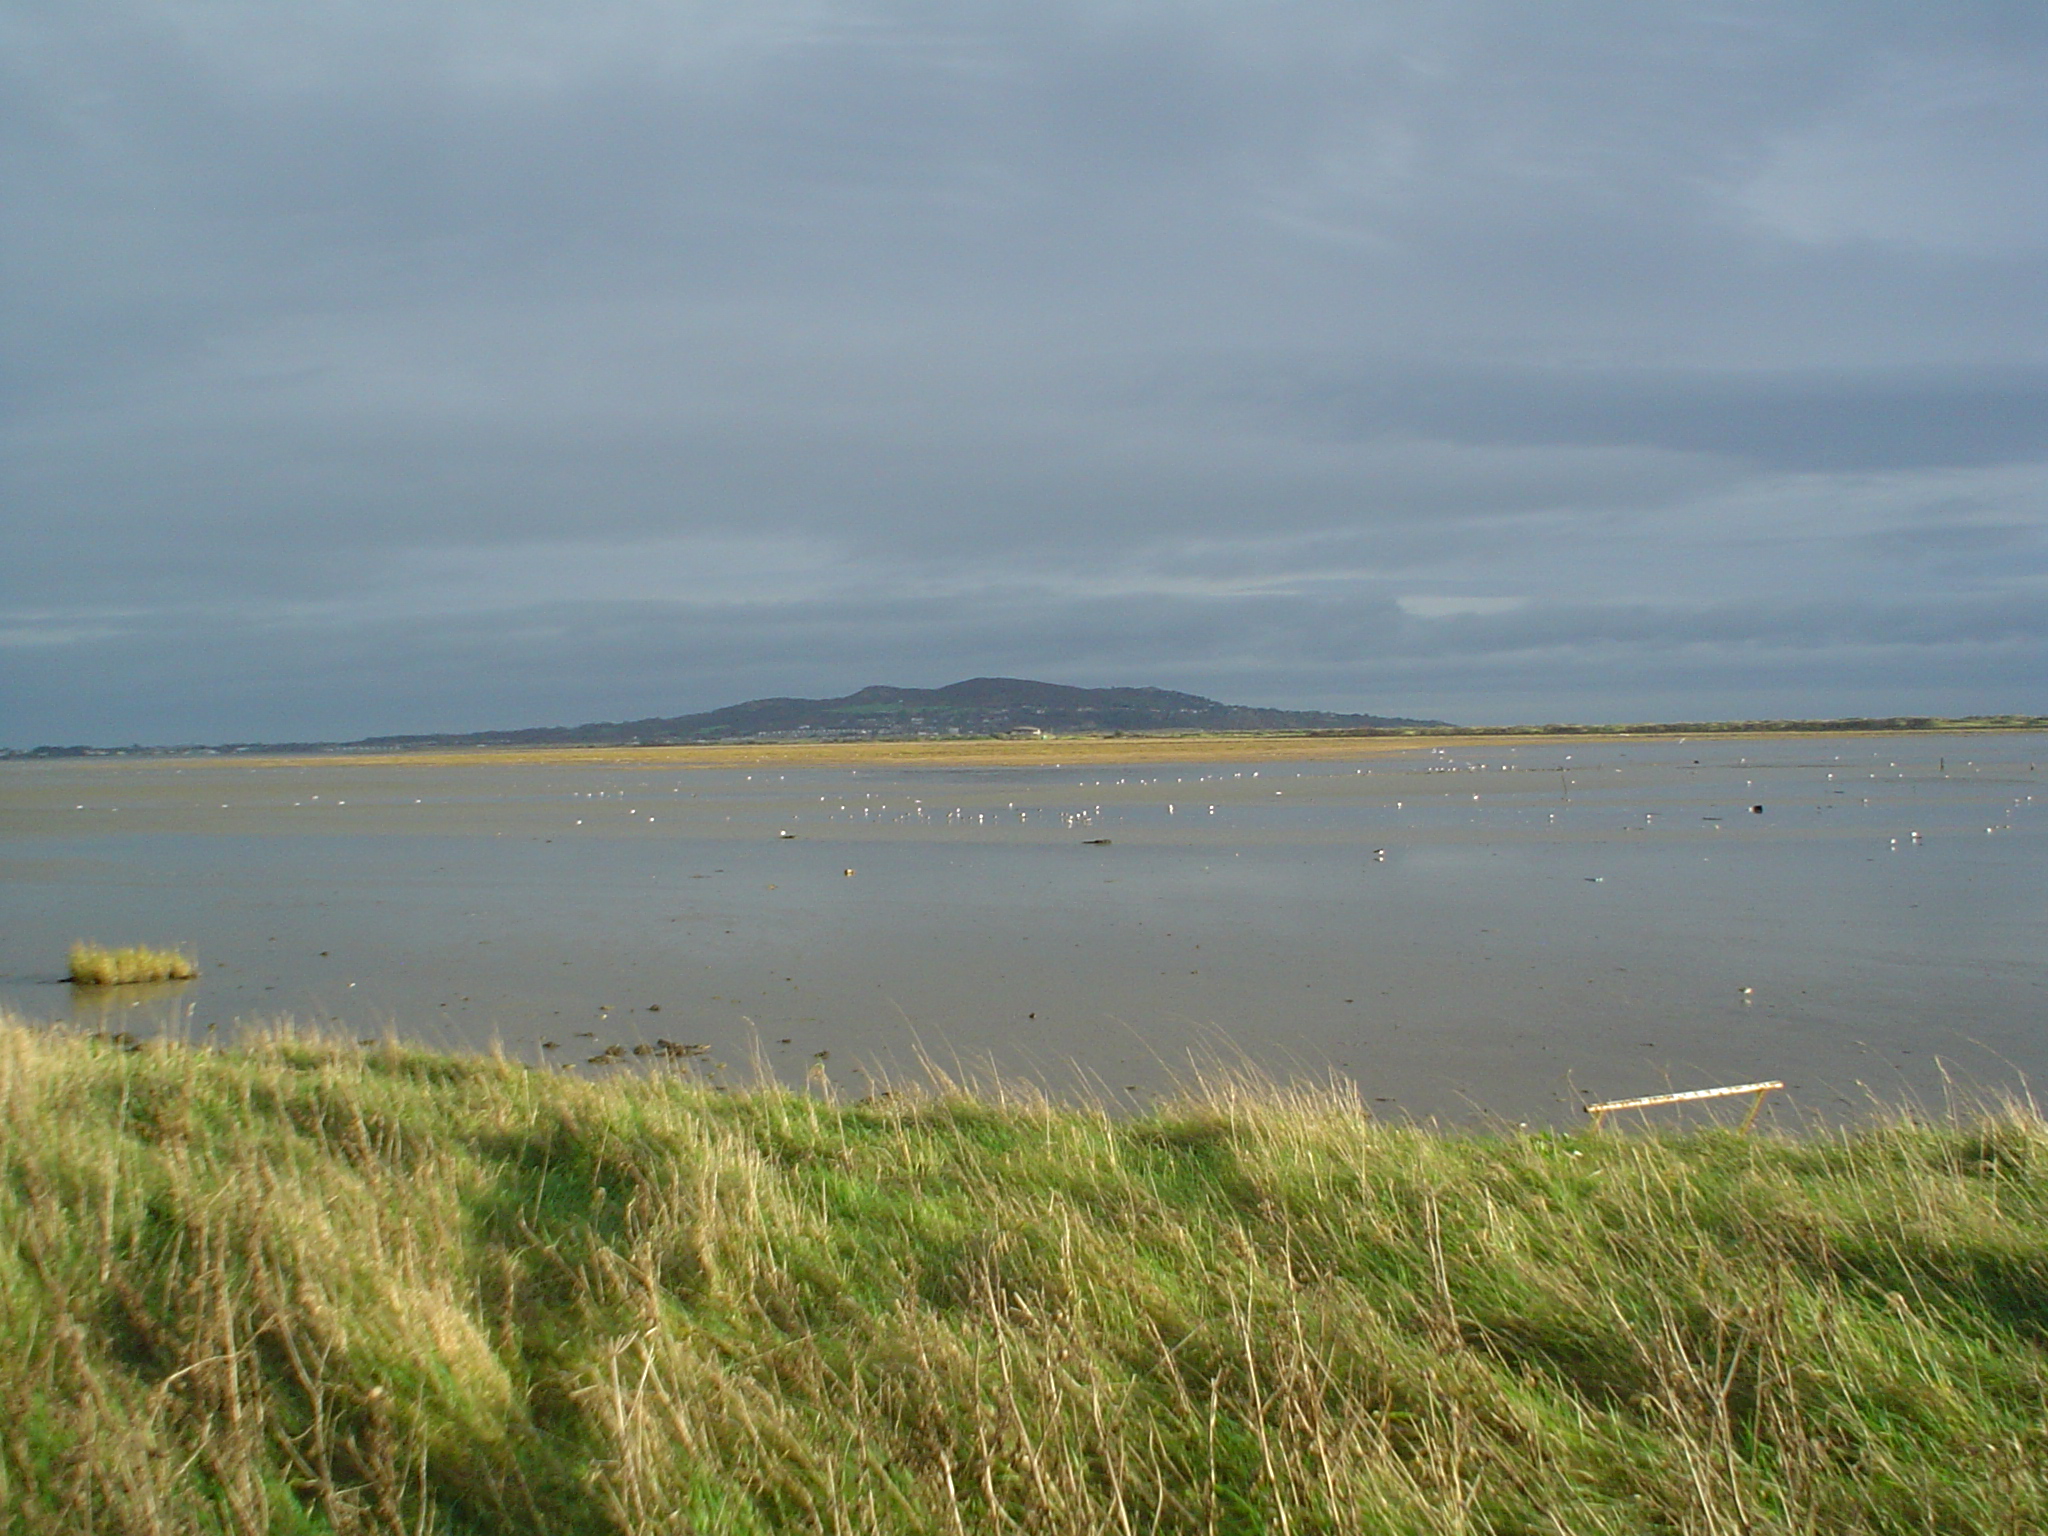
left=1303, top=713, right=2048, bottom=739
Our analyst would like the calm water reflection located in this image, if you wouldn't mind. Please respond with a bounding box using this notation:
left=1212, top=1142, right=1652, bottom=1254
left=2, top=734, right=2041, bottom=1123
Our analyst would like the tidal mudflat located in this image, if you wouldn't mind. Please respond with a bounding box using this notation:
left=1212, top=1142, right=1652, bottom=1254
left=1, top=732, right=2040, bottom=1122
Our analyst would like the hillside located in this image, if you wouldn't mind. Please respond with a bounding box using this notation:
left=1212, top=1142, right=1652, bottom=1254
left=345, top=677, right=1447, bottom=749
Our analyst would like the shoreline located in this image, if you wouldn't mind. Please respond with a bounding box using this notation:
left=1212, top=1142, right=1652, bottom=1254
left=24, top=720, right=2046, bottom=772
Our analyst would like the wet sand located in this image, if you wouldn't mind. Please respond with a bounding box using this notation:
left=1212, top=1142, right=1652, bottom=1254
left=3, top=732, right=2041, bottom=1123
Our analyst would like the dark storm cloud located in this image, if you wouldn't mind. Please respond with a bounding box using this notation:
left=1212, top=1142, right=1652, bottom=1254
left=2, top=1, right=2045, bottom=743
left=1279, top=366, right=2048, bottom=473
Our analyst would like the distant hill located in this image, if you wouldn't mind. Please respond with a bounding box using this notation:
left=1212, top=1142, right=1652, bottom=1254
left=338, top=678, right=1447, bottom=749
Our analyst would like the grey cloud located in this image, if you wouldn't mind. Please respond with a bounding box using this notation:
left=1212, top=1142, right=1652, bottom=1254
left=1859, top=519, right=2043, bottom=570
left=3, top=1, right=2046, bottom=742
left=1277, top=366, right=2048, bottom=473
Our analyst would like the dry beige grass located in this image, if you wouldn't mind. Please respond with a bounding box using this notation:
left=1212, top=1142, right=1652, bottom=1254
left=104, top=722, right=2043, bottom=775
left=65, top=942, right=197, bottom=985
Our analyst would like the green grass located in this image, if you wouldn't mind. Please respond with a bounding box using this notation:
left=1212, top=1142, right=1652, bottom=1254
left=0, top=1017, right=2043, bottom=1533
left=66, top=941, right=199, bottom=986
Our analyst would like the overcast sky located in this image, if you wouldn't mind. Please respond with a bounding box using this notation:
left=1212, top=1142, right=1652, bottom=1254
left=5, top=1, right=2046, bottom=744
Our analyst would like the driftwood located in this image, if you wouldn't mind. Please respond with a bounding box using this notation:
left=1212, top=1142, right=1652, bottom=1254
left=1585, top=1080, right=1784, bottom=1134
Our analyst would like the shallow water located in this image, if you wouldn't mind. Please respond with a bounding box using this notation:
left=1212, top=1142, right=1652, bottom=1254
left=2, top=734, right=2042, bottom=1124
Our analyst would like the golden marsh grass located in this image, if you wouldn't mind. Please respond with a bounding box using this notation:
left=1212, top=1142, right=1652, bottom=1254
left=100, top=722, right=2046, bottom=775
left=65, top=941, right=198, bottom=985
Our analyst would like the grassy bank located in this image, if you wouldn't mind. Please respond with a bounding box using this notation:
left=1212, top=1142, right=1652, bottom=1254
left=0, top=1022, right=2042, bottom=1533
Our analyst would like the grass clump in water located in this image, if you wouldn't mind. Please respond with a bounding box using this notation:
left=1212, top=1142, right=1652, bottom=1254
left=0, top=1016, right=2043, bottom=1533
left=65, top=941, right=198, bottom=985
